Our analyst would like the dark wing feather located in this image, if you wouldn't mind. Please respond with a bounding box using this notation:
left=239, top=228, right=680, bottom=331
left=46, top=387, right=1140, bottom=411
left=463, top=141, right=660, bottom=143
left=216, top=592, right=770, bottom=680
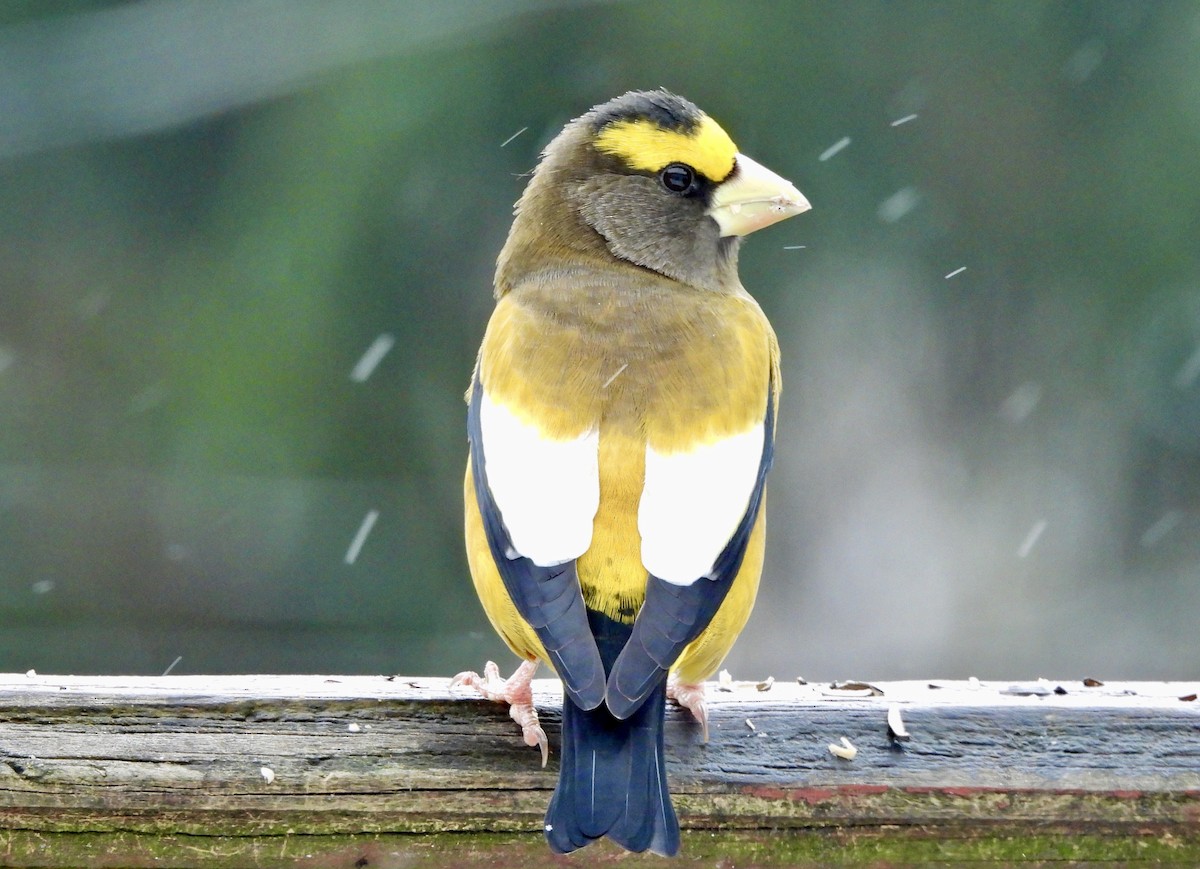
left=468, top=374, right=606, bottom=711
left=605, top=386, right=775, bottom=720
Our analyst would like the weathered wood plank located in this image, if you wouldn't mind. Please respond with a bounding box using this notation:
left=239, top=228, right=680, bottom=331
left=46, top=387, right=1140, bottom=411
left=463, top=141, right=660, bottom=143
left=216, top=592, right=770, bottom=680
left=0, top=673, right=1197, bottom=866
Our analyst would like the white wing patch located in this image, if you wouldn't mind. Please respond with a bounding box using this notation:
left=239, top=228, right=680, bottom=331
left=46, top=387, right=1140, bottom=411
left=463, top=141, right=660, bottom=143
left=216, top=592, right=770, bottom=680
left=479, top=390, right=599, bottom=567
left=638, top=424, right=764, bottom=585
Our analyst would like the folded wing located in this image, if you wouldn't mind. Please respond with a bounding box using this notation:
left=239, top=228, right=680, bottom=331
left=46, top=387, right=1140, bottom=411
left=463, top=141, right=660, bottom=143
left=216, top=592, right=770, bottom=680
left=467, top=375, right=606, bottom=710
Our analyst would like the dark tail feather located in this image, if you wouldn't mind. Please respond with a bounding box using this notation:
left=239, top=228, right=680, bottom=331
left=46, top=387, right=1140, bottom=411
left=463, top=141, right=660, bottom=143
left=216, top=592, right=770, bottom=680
left=544, top=677, right=679, bottom=856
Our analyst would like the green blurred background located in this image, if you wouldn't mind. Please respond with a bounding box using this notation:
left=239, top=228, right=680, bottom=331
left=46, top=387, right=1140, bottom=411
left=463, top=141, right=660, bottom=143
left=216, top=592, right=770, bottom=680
left=1, top=0, right=1198, bottom=680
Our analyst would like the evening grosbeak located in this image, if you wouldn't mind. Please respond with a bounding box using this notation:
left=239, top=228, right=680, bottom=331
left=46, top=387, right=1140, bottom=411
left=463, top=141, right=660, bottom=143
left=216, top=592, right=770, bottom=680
left=455, top=90, right=809, bottom=856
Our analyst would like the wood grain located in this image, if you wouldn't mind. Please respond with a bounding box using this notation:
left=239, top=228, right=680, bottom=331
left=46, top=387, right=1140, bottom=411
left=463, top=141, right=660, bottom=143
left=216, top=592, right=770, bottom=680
left=0, top=673, right=1197, bottom=866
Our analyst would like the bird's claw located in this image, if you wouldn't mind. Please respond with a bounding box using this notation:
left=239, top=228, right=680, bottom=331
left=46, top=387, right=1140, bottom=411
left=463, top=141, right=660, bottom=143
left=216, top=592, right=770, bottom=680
left=667, top=674, right=709, bottom=743
left=452, top=659, right=548, bottom=766
left=509, top=696, right=549, bottom=767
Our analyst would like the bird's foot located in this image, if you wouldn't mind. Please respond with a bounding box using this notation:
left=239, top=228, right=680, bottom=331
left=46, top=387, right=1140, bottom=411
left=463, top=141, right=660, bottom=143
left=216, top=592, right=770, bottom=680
left=667, top=674, right=709, bottom=742
left=451, top=659, right=548, bottom=766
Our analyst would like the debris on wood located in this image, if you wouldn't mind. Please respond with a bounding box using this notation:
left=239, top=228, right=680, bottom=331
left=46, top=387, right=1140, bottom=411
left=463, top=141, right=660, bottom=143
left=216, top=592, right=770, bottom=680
left=933, top=677, right=982, bottom=690
left=826, top=680, right=884, bottom=697
left=716, top=669, right=781, bottom=693
left=828, top=736, right=857, bottom=760
left=887, top=705, right=910, bottom=742
left=1002, top=683, right=1053, bottom=697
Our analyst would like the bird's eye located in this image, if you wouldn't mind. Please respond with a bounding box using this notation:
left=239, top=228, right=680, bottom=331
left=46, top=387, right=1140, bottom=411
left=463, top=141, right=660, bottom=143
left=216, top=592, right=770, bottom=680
left=660, top=163, right=697, bottom=195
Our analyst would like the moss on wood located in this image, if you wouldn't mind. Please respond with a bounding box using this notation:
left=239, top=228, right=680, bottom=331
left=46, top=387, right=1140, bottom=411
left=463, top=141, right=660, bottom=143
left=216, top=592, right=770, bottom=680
left=0, top=828, right=1196, bottom=868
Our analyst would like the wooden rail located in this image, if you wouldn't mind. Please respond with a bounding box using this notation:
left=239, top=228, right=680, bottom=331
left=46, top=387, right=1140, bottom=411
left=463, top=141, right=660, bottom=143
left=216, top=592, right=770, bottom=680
left=0, top=673, right=1197, bottom=866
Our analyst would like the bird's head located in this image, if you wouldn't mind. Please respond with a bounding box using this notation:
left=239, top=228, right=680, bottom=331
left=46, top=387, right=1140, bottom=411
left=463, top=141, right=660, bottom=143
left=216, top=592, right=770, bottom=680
left=498, top=90, right=810, bottom=293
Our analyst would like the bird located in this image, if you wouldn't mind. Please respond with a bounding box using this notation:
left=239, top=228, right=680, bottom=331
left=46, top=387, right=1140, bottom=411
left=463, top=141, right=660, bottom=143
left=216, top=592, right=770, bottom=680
left=455, top=89, right=809, bottom=856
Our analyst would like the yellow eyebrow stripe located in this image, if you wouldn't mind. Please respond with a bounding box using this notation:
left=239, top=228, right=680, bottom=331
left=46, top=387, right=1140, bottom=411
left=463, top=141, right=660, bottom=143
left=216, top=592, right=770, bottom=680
left=594, top=115, right=737, bottom=182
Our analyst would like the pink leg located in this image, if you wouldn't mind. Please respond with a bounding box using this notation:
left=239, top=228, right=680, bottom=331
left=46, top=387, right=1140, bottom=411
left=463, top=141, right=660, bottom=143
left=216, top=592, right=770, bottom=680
left=451, top=659, right=548, bottom=766
left=667, top=674, right=709, bottom=743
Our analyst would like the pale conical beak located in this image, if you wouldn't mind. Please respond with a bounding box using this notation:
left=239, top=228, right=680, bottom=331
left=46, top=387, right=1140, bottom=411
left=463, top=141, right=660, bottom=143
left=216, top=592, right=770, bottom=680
left=707, top=153, right=811, bottom=237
